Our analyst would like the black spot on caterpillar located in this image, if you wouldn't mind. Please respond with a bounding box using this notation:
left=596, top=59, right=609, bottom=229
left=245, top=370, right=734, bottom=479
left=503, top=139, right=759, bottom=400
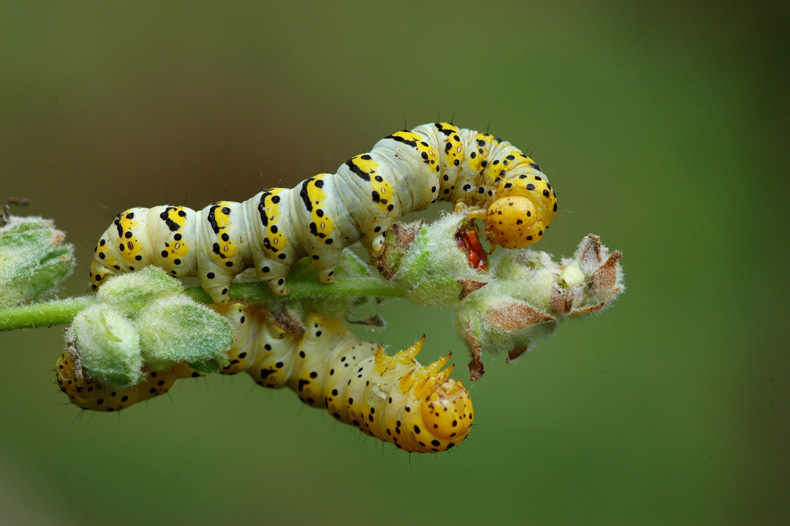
left=90, top=123, right=558, bottom=301
left=56, top=303, right=473, bottom=453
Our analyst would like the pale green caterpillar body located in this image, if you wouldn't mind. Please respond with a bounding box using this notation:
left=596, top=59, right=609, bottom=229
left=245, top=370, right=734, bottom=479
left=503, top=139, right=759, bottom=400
left=90, top=123, right=558, bottom=302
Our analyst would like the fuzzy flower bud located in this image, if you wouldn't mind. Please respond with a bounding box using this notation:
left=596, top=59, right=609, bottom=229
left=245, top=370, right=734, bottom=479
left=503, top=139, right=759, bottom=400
left=551, top=234, right=624, bottom=316
left=65, top=267, right=234, bottom=387
left=374, top=213, right=488, bottom=306
left=97, top=265, right=183, bottom=317
left=374, top=212, right=624, bottom=380
left=0, top=215, right=74, bottom=307
left=136, top=295, right=233, bottom=372
left=67, top=304, right=143, bottom=387
left=457, top=234, right=624, bottom=380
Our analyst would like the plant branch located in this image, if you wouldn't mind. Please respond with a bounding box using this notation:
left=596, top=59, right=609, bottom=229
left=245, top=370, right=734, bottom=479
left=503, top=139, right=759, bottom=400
left=0, top=297, right=94, bottom=331
left=0, top=277, right=404, bottom=331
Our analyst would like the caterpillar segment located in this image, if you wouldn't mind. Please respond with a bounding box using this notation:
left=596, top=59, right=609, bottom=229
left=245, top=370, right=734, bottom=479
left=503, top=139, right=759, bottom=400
left=56, top=349, right=201, bottom=412
left=57, top=303, right=474, bottom=453
left=216, top=303, right=474, bottom=453
left=90, top=123, right=558, bottom=302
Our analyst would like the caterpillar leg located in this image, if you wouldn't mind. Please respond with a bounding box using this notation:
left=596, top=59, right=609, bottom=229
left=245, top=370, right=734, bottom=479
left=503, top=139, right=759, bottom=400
left=310, top=244, right=347, bottom=285
left=263, top=276, right=290, bottom=296
left=370, top=233, right=386, bottom=254
left=197, top=263, right=236, bottom=302
left=89, top=262, right=115, bottom=291
left=317, top=268, right=335, bottom=284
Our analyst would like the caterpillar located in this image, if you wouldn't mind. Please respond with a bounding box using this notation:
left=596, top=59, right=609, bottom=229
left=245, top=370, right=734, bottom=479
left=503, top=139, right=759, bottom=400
left=55, top=354, right=198, bottom=412
left=57, top=303, right=474, bottom=453
left=90, top=122, right=558, bottom=302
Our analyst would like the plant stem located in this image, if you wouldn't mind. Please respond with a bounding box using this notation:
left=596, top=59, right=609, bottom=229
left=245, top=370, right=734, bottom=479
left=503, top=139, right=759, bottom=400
left=0, top=277, right=404, bottom=331
left=0, top=297, right=94, bottom=331
left=222, top=277, right=405, bottom=302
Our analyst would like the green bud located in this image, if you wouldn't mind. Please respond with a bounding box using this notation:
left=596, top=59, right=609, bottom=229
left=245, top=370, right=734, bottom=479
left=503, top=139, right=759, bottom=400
left=0, top=216, right=74, bottom=307
left=490, top=250, right=556, bottom=312
left=67, top=304, right=143, bottom=387
left=551, top=235, right=625, bottom=316
left=97, top=266, right=183, bottom=318
left=558, top=266, right=585, bottom=288
left=136, top=295, right=233, bottom=372
left=377, top=213, right=489, bottom=306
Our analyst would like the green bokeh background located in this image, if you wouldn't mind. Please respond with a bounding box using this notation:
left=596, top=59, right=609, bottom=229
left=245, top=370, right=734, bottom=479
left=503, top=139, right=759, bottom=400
left=1, top=2, right=787, bottom=524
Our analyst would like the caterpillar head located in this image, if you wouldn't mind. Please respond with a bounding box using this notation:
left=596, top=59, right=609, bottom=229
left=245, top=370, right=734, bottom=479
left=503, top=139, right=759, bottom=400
left=419, top=374, right=474, bottom=445
left=406, top=352, right=474, bottom=449
left=485, top=170, right=558, bottom=249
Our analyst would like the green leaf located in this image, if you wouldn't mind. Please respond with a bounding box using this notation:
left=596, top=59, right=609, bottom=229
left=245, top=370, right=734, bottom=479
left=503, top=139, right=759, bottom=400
left=136, top=296, right=234, bottom=371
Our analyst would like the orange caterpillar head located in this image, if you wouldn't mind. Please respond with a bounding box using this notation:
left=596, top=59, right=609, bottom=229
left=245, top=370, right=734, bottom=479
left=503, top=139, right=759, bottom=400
left=392, top=342, right=474, bottom=451
left=418, top=372, right=474, bottom=446
left=485, top=168, right=558, bottom=249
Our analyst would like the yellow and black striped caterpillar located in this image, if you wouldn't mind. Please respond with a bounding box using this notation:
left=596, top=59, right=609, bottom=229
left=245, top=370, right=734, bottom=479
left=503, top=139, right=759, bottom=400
left=57, top=303, right=473, bottom=453
left=90, top=123, right=558, bottom=302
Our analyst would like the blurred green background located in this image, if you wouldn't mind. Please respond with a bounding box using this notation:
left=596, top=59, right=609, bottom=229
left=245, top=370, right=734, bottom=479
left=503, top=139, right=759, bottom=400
left=1, top=1, right=788, bottom=524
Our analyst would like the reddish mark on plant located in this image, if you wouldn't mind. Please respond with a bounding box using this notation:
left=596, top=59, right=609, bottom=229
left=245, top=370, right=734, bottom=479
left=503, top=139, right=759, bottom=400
left=455, top=227, right=487, bottom=271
